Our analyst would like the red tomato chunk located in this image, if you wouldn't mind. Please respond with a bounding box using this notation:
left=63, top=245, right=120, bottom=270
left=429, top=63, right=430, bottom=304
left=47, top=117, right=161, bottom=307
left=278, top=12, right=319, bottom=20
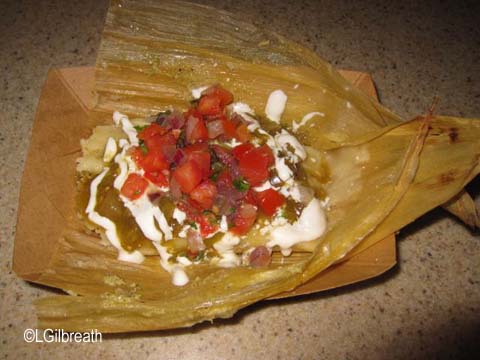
left=121, top=173, right=148, bottom=200
left=173, top=160, right=203, bottom=194
left=255, top=189, right=285, bottom=216
left=190, top=180, right=218, bottom=209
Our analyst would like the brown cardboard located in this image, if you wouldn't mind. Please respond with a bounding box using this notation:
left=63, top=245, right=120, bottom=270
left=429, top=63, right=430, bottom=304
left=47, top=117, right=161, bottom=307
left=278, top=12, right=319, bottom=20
left=13, top=66, right=396, bottom=296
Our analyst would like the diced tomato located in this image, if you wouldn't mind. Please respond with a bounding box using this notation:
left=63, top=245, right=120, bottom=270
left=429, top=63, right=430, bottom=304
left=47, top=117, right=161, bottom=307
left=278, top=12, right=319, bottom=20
left=231, top=203, right=257, bottom=235
left=216, top=169, right=233, bottom=188
left=235, top=123, right=251, bottom=142
left=255, top=145, right=275, bottom=166
left=144, top=132, right=176, bottom=151
left=138, top=123, right=167, bottom=141
left=238, top=158, right=268, bottom=186
left=128, top=146, right=145, bottom=168
left=197, top=85, right=233, bottom=116
left=184, top=144, right=211, bottom=179
left=198, top=212, right=219, bottom=237
left=221, top=119, right=237, bottom=139
left=141, top=149, right=169, bottom=172
left=237, top=145, right=274, bottom=186
left=183, top=108, right=202, bottom=121
left=255, top=189, right=285, bottom=216
left=203, top=85, right=234, bottom=107
left=185, top=115, right=208, bottom=144
left=172, top=160, right=203, bottom=193
left=120, top=173, right=148, bottom=200
left=144, top=132, right=177, bottom=163
left=144, top=170, right=169, bottom=187
left=190, top=180, right=217, bottom=209
left=197, top=95, right=222, bottom=116
left=244, top=189, right=257, bottom=206
left=232, top=143, right=254, bottom=161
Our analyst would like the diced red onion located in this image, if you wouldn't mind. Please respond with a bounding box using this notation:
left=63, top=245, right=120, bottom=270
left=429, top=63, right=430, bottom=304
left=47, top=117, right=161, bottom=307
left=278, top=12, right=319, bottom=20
left=169, top=176, right=182, bottom=200
left=187, top=229, right=206, bottom=254
left=185, top=116, right=199, bottom=142
left=248, top=246, right=272, bottom=267
left=207, top=120, right=224, bottom=139
left=172, top=149, right=185, bottom=166
left=212, top=145, right=240, bottom=178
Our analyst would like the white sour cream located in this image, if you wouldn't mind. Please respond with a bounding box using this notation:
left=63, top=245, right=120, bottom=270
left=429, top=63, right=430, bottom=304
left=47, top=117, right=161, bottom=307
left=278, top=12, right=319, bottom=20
left=275, top=129, right=307, bottom=162
left=267, top=198, right=327, bottom=254
left=220, top=215, right=228, bottom=232
left=191, top=85, right=209, bottom=99
left=173, top=208, right=187, bottom=224
left=172, top=266, right=189, bottom=286
left=151, top=241, right=190, bottom=286
left=275, top=157, right=293, bottom=182
left=265, top=90, right=287, bottom=123
left=113, top=111, right=138, bottom=146
left=292, top=112, right=325, bottom=132
left=214, top=232, right=241, bottom=268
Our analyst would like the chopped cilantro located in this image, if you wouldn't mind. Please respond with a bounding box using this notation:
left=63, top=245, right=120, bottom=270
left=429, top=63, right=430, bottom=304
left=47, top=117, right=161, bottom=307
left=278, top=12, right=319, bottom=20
left=134, top=125, right=148, bottom=132
left=194, top=251, right=205, bottom=261
left=233, top=178, right=250, bottom=192
left=189, top=222, right=198, bottom=230
left=139, top=140, right=148, bottom=154
left=210, top=162, right=223, bottom=181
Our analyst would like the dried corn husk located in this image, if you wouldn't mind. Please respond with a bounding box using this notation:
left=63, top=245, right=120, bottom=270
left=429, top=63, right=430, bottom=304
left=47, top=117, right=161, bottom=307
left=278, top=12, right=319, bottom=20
left=35, top=0, right=480, bottom=332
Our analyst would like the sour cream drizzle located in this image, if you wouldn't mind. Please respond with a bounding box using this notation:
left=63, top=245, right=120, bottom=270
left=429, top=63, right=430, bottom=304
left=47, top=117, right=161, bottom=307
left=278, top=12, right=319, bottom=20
left=214, top=232, right=241, bottom=268
left=267, top=198, right=327, bottom=255
left=85, top=168, right=145, bottom=264
left=191, top=85, right=209, bottom=99
left=113, top=111, right=138, bottom=146
left=292, top=112, right=325, bottom=132
left=265, top=90, right=287, bottom=123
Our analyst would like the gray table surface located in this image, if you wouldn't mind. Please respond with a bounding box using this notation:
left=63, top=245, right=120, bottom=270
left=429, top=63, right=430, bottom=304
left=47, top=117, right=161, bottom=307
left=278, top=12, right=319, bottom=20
left=1, top=0, right=479, bottom=359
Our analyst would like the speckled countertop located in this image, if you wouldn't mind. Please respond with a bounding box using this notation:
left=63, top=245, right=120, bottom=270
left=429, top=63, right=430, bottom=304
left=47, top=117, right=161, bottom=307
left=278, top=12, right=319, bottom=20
left=1, top=0, right=479, bottom=359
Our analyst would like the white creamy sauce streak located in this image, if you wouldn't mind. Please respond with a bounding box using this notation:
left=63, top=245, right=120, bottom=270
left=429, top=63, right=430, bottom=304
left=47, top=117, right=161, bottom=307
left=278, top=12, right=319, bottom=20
left=267, top=198, right=327, bottom=256
left=214, top=233, right=241, bottom=268
left=292, top=112, right=325, bottom=132
left=265, top=89, right=287, bottom=123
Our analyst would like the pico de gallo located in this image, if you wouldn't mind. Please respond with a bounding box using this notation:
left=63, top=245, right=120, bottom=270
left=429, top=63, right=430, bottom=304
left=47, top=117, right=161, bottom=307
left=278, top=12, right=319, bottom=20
left=81, top=84, right=327, bottom=286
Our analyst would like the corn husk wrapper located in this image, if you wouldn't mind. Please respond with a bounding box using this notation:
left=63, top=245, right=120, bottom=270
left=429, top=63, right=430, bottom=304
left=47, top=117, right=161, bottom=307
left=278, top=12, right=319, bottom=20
left=35, top=0, right=480, bottom=332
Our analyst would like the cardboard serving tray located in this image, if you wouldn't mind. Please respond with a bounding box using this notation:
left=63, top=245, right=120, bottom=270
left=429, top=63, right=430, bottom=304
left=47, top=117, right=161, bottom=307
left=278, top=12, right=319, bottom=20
left=13, top=67, right=396, bottom=298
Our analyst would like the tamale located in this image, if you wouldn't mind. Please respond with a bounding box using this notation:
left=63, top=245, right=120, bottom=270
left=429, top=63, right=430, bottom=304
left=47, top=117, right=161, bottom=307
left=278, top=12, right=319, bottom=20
left=32, top=0, right=479, bottom=332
